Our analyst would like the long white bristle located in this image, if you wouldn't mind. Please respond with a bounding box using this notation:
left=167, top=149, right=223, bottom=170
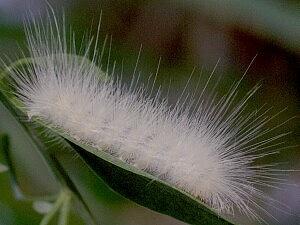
left=6, top=11, right=292, bottom=223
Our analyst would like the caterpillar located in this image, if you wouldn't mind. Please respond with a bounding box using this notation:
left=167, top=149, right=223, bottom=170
left=4, top=10, right=294, bottom=224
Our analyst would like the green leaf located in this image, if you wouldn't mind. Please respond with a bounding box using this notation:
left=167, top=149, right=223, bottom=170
left=0, top=98, right=60, bottom=199
left=59, top=132, right=234, bottom=225
left=0, top=135, right=9, bottom=173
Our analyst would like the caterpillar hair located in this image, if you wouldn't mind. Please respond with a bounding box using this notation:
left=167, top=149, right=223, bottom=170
left=4, top=9, right=295, bottom=224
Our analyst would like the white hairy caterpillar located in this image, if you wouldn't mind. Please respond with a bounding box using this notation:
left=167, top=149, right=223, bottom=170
left=5, top=11, right=293, bottom=224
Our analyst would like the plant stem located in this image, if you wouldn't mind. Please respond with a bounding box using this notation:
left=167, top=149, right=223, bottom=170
left=58, top=190, right=72, bottom=225
left=39, top=190, right=66, bottom=225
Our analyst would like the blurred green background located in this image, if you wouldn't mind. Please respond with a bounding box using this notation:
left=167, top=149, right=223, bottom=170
left=0, top=0, right=299, bottom=224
